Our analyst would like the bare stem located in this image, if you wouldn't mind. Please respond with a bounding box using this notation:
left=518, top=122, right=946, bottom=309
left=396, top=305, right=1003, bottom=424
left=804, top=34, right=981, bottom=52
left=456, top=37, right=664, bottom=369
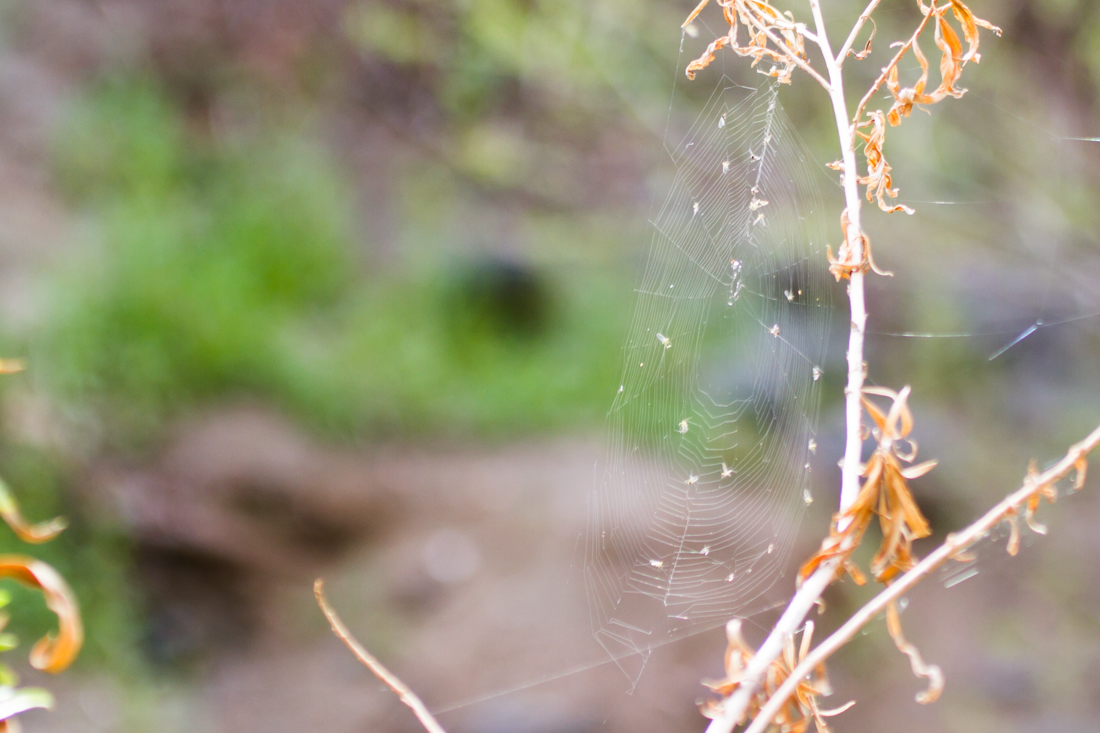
left=743, top=422, right=1100, bottom=733
left=703, top=3, right=869, bottom=729
left=315, top=579, right=448, bottom=733
left=835, top=0, right=883, bottom=65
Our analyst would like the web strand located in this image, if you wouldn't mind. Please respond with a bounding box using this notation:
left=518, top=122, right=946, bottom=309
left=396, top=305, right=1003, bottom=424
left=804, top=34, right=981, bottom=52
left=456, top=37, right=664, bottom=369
left=586, top=79, right=833, bottom=685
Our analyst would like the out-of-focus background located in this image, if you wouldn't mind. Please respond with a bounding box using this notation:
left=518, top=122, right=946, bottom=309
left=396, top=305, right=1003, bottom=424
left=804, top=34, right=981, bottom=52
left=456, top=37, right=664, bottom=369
left=0, top=0, right=1099, bottom=731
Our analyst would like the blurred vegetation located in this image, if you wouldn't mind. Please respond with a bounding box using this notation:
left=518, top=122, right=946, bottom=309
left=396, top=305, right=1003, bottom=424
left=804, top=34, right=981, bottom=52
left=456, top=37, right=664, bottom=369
left=35, top=79, right=633, bottom=444
left=0, top=3, right=1093, bottom=723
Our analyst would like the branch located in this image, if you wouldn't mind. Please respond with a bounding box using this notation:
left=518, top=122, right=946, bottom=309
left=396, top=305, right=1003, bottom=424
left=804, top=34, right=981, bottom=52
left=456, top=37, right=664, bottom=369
left=742, top=422, right=1100, bottom=733
left=314, top=579, right=448, bottom=733
left=850, top=0, right=937, bottom=135
left=704, top=4, right=871, bottom=728
left=835, top=0, right=883, bottom=65
left=703, top=559, right=840, bottom=733
left=733, top=0, right=832, bottom=91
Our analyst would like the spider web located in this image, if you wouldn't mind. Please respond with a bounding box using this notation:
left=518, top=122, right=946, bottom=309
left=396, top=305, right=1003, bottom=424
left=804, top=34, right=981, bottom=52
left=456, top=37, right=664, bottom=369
left=585, top=78, right=833, bottom=685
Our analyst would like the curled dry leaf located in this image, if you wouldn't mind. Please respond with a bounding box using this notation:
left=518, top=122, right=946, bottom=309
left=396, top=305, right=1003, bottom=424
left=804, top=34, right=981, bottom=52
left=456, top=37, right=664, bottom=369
left=857, top=111, right=914, bottom=216
left=886, top=0, right=1000, bottom=126
left=826, top=209, right=893, bottom=281
left=0, top=480, right=67, bottom=545
left=0, top=557, right=82, bottom=673
left=800, top=386, right=936, bottom=585
left=702, top=620, right=852, bottom=732
left=848, top=18, right=876, bottom=60
left=886, top=600, right=943, bottom=704
left=684, top=0, right=809, bottom=84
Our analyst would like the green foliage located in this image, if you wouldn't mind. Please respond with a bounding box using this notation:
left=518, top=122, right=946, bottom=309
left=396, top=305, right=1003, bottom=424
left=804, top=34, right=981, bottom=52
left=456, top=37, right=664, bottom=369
left=39, top=79, right=630, bottom=441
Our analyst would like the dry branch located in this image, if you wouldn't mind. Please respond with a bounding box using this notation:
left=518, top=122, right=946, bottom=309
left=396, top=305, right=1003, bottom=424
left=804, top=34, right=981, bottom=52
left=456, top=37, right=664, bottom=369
left=314, top=579, right=448, bottom=733
left=742, top=422, right=1100, bottom=733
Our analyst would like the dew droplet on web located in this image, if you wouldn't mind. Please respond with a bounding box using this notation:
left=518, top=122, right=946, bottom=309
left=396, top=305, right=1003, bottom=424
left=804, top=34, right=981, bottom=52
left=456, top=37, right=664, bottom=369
left=812, top=366, right=823, bottom=381
left=803, top=488, right=813, bottom=505
left=808, top=439, right=817, bottom=454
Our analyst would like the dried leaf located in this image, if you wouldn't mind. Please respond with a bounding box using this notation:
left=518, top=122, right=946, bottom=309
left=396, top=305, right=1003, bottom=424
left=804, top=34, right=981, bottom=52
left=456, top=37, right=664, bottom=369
left=1005, top=511, right=1020, bottom=556
left=0, top=480, right=67, bottom=545
left=857, top=112, right=915, bottom=214
left=886, top=600, right=944, bottom=704
left=702, top=619, right=850, bottom=731
left=849, top=18, right=876, bottom=60
left=801, top=386, right=936, bottom=586
left=682, top=0, right=711, bottom=27
left=686, top=34, right=732, bottom=80
left=0, top=557, right=82, bottom=673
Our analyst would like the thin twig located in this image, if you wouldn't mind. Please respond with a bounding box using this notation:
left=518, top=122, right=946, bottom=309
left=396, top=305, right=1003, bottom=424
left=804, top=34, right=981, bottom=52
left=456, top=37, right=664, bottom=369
left=315, top=579, right=448, bottom=733
left=734, top=0, right=832, bottom=91
left=850, top=0, right=937, bottom=136
left=835, top=0, right=883, bottom=65
left=742, top=422, right=1100, bottom=733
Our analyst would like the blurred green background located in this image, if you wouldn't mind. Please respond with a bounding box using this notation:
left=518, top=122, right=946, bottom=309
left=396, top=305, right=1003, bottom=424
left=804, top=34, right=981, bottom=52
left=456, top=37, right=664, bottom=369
left=0, top=0, right=1098, bottom=731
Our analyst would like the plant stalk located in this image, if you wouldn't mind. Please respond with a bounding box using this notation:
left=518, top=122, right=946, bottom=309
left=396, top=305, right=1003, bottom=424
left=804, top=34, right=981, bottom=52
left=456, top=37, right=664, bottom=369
left=703, top=3, right=869, bottom=730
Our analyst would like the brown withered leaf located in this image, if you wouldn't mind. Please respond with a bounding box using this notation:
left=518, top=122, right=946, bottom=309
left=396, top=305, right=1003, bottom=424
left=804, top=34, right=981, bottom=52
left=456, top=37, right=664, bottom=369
left=800, top=386, right=936, bottom=586
left=683, top=0, right=809, bottom=84
left=887, top=0, right=1000, bottom=126
left=857, top=112, right=914, bottom=215
left=702, top=620, right=853, bottom=732
left=0, top=479, right=67, bottom=545
left=886, top=600, right=944, bottom=704
left=686, top=34, right=732, bottom=80
left=0, top=557, right=82, bottom=673
left=826, top=209, right=893, bottom=281
left=848, top=18, right=876, bottom=60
